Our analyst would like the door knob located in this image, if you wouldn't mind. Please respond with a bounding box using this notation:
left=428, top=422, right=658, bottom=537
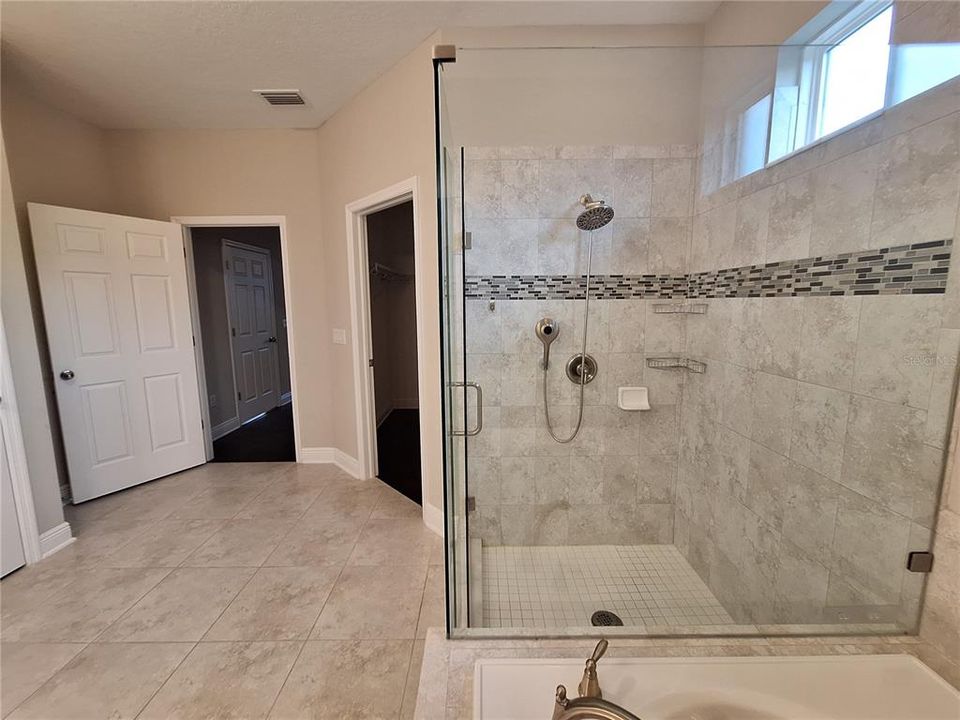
left=60, top=370, right=75, bottom=381
left=267, top=336, right=278, bottom=343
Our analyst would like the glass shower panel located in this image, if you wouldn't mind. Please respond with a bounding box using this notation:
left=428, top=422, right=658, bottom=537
left=436, top=60, right=470, bottom=632
left=439, top=43, right=959, bottom=639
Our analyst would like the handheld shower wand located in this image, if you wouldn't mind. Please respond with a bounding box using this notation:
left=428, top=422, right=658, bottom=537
left=535, top=318, right=559, bottom=369
left=538, top=193, right=615, bottom=444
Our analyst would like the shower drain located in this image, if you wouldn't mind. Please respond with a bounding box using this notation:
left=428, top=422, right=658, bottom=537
left=591, top=610, right=623, bottom=627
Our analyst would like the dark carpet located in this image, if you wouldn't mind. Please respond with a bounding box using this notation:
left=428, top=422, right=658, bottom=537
left=376, top=409, right=422, bottom=505
left=212, top=403, right=296, bottom=462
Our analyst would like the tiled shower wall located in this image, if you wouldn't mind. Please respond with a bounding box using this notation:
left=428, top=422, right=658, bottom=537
left=676, top=82, right=960, bottom=627
left=463, top=144, right=698, bottom=546
left=462, top=79, right=960, bottom=629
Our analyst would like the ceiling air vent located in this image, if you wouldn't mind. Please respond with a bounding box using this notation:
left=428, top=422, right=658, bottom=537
left=254, top=89, right=306, bottom=106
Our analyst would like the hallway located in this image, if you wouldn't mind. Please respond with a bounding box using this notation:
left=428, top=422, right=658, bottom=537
left=0, top=463, right=443, bottom=719
left=212, top=405, right=296, bottom=463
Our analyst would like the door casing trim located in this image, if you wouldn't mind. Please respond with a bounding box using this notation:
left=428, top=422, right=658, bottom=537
left=175, top=215, right=300, bottom=462
left=0, top=320, right=46, bottom=566
left=345, top=177, right=426, bottom=507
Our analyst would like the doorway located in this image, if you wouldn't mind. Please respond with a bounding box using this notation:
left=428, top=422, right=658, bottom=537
left=184, top=223, right=296, bottom=463
left=366, top=201, right=421, bottom=503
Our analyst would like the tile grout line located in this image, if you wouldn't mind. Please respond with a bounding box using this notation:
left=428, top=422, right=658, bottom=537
left=0, top=640, right=92, bottom=718
left=0, top=464, right=368, bottom=718
left=135, top=466, right=344, bottom=719
left=131, top=639, right=200, bottom=720
left=264, top=477, right=378, bottom=718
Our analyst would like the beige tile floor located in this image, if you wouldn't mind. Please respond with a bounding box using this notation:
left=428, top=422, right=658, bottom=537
left=0, top=462, right=445, bottom=720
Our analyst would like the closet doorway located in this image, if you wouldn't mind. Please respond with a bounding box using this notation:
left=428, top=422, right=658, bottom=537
left=366, top=201, right=421, bottom=503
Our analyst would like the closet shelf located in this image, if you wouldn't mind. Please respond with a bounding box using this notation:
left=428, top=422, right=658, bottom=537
left=370, top=262, right=413, bottom=281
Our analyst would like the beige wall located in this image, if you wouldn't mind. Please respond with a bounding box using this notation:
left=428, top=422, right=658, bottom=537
left=1, top=78, right=121, bottom=532
left=1, top=134, right=67, bottom=534
left=442, top=25, right=704, bottom=148
left=105, top=128, right=331, bottom=451
left=703, top=1, right=828, bottom=45
left=316, top=33, right=442, bottom=511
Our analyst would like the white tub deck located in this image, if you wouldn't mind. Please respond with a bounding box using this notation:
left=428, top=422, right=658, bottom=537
left=474, top=654, right=960, bottom=720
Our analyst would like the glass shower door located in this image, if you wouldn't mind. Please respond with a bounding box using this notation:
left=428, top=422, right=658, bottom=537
left=436, top=59, right=471, bottom=633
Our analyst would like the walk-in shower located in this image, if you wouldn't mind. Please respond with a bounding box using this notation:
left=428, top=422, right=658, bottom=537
left=436, top=31, right=960, bottom=639
left=536, top=195, right=614, bottom=444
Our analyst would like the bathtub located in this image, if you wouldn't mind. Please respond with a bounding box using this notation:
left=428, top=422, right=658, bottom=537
left=474, top=654, right=960, bottom=719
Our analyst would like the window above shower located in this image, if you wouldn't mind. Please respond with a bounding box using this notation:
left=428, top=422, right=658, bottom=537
left=758, top=0, right=960, bottom=175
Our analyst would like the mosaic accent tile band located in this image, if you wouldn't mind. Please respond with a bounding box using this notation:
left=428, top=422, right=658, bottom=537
left=465, top=239, right=952, bottom=300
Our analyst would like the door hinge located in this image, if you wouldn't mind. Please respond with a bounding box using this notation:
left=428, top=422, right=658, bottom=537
left=368, top=358, right=374, bottom=368
left=907, top=551, right=934, bottom=573
left=466, top=496, right=476, bottom=512
left=463, top=231, right=472, bottom=250
left=237, top=391, right=241, bottom=401
left=231, top=327, right=236, bottom=337
left=192, top=335, right=196, bottom=347
left=183, top=246, right=187, bottom=258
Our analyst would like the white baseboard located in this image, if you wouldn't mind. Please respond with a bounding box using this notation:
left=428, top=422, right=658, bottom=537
left=211, top=416, right=240, bottom=441
left=299, top=447, right=362, bottom=478
left=279, top=392, right=292, bottom=406
left=423, top=501, right=444, bottom=538
left=300, top=447, right=441, bottom=536
left=39, top=522, right=74, bottom=559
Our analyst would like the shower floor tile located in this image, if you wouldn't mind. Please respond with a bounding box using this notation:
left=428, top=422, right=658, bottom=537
left=480, top=545, right=734, bottom=629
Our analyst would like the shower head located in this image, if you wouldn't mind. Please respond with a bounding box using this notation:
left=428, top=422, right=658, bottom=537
left=576, top=194, right=615, bottom=231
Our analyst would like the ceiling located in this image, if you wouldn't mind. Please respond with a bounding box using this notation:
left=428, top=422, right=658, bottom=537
left=0, top=1, right=720, bottom=129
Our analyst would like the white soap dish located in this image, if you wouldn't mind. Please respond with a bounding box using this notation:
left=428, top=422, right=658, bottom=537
left=618, top=386, right=650, bottom=411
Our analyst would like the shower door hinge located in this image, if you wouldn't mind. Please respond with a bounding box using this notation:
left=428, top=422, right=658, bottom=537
left=906, top=551, right=934, bottom=573
left=463, top=231, right=472, bottom=250
left=432, top=44, right=457, bottom=63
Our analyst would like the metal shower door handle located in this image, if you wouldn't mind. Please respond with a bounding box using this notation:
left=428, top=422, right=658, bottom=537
left=451, top=381, right=483, bottom=437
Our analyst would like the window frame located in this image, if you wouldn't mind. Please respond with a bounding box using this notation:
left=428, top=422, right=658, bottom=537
left=721, top=0, right=957, bottom=187
left=795, top=1, right=894, bottom=152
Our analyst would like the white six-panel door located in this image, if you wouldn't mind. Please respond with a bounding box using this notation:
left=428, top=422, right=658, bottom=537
left=223, top=241, right=281, bottom=425
left=29, top=203, right=205, bottom=502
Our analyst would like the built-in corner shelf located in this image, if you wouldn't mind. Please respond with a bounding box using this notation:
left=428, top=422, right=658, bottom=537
left=646, top=357, right=707, bottom=374
left=652, top=303, right=708, bottom=315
